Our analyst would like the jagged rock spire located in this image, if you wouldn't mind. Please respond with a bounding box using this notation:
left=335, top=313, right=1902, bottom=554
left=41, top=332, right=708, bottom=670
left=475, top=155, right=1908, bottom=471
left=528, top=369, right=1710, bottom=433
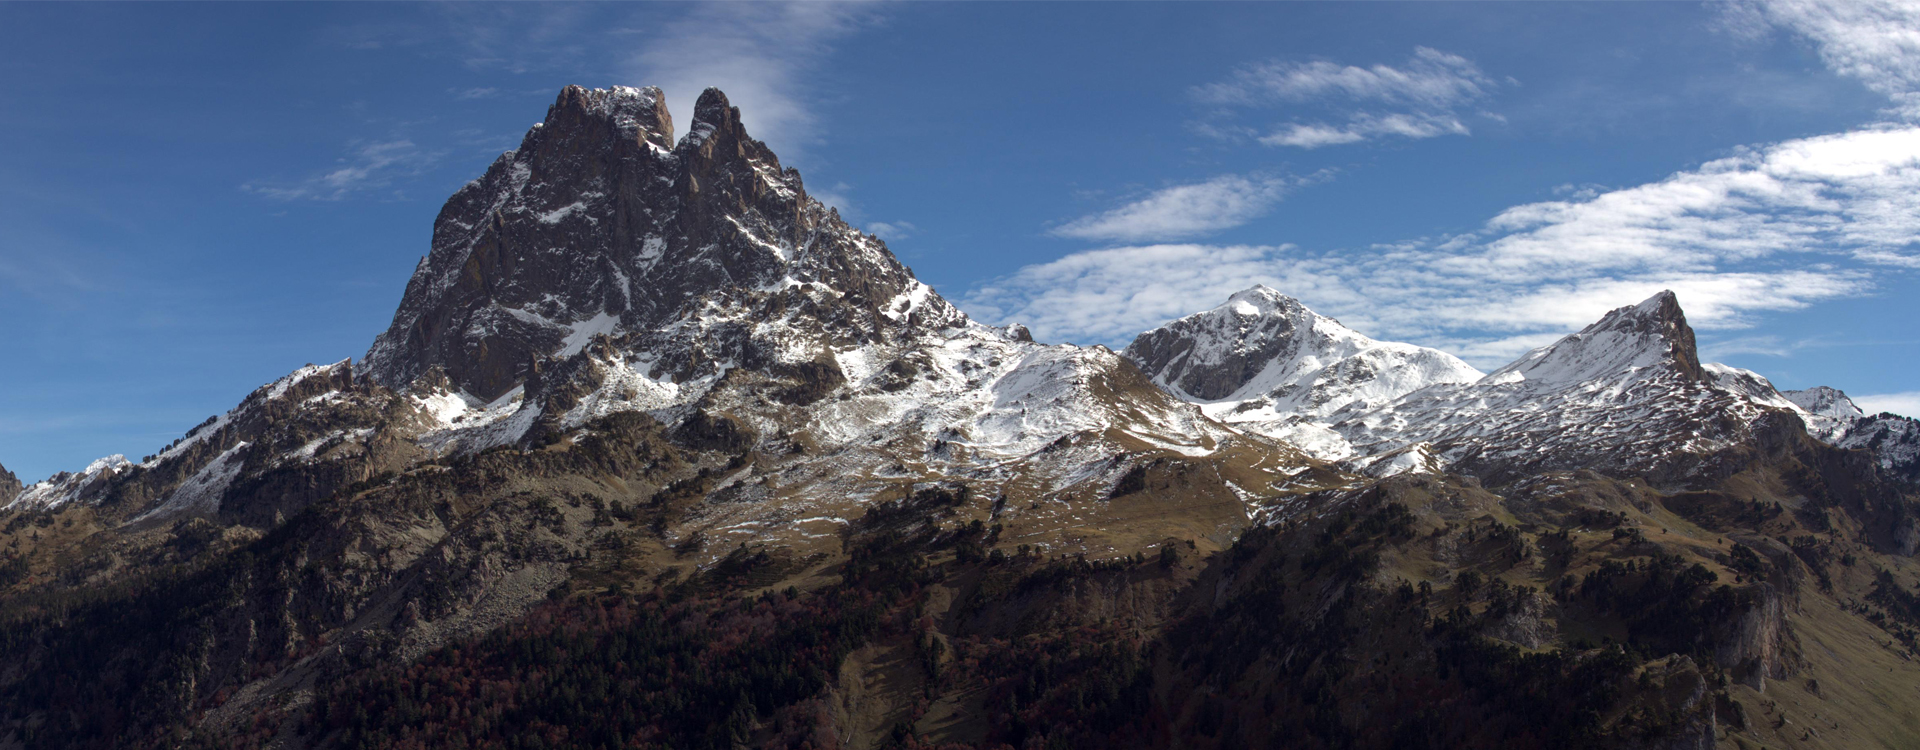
left=0, top=461, right=20, bottom=504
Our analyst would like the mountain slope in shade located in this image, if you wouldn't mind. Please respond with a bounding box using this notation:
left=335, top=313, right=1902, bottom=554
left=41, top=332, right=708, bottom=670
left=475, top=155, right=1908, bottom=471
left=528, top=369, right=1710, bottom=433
left=1839, top=412, right=1920, bottom=484
left=1123, top=285, right=1482, bottom=459
left=1773, top=386, right=1920, bottom=481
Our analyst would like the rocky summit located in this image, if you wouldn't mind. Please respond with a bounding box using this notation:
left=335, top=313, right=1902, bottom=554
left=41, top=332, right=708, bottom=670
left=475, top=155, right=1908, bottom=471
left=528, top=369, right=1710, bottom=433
left=3, top=87, right=1920, bottom=750
left=363, top=85, right=960, bottom=403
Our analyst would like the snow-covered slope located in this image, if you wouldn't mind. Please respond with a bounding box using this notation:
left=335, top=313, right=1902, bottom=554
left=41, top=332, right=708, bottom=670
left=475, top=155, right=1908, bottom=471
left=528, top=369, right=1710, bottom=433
left=1479, top=292, right=1707, bottom=387
left=11, top=455, right=132, bottom=510
left=1124, top=287, right=1896, bottom=484
left=1782, top=386, right=1868, bottom=442
left=1122, top=286, right=1481, bottom=460
left=3, top=358, right=440, bottom=518
left=1332, top=292, right=1806, bottom=482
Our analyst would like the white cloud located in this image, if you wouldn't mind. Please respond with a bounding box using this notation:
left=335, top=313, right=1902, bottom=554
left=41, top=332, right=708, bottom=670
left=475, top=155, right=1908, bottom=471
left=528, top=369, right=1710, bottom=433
left=244, top=139, right=441, bottom=201
left=1854, top=390, right=1920, bottom=418
left=1050, top=175, right=1295, bottom=242
left=1196, top=47, right=1493, bottom=109
left=968, top=126, right=1920, bottom=365
left=1736, top=0, right=1920, bottom=117
left=867, top=221, right=915, bottom=241
left=1259, top=112, right=1470, bottom=149
left=1699, top=335, right=1799, bottom=360
left=1196, top=47, right=1499, bottom=148
left=626, top=2, right=876, bottom=153
left=965, top=244, right=1314, bottom=344
left=1465, top=126, right=1920, bottom=273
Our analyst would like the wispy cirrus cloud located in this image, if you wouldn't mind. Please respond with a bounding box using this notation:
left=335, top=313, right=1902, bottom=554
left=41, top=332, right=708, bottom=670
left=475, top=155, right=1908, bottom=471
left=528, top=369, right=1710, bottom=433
left=866, top=221, right=915, bottom=241
left=1196, top=46, right=1494, bottom=109
left=266, top=2, right=879, bottom=206
left=969, top=124, right=1920, bottom=365
left=1196, top=47, right=1502, bottom=149
left=243, top=139, right=442, bottom=201
left=625, top=2, right=879, bottom=153
left=1260, top=112, right=1470, bottom=148
left=1049, top=174, right=1305, bottom=243
left=1728, top=0, right=1920, bottom=118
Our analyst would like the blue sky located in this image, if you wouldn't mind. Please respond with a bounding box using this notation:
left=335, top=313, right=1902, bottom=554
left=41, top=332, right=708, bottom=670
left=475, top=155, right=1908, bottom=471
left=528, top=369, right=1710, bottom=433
left=2, top=1, right=1918, bottom=481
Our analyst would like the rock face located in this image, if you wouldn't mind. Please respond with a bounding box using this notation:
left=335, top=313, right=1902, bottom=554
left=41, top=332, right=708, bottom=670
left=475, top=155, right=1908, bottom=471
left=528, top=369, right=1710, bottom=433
left=363, top=85, right=960, bottom=402
left=1122, top=285, right=1481, bottom=459
left=0, top=462, right=19, bottom=505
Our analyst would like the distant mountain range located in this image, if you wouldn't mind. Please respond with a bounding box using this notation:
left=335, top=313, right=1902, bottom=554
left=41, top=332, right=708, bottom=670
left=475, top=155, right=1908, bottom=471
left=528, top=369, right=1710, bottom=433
left=2, top=86, right=1917, bottom=750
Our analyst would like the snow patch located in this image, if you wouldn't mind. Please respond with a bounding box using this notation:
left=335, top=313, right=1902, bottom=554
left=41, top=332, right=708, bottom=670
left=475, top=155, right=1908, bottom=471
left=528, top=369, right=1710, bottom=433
left=136, top=443, right=250, bottom=521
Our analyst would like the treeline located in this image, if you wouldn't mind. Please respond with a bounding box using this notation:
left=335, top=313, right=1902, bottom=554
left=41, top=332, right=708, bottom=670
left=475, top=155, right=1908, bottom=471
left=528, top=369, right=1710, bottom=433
left=292, top=531, right=944, bottom=750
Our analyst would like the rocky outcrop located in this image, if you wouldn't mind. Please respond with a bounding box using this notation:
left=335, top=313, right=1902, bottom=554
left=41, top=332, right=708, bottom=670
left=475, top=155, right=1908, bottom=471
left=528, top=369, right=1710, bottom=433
left=0, top=461, right=19, bottom=504
left=1714, top=581, right=1797, bottom=690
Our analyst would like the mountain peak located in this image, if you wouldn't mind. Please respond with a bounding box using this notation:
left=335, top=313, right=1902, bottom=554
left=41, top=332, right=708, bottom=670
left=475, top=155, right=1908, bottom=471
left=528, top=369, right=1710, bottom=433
left=547, top=84, right=674, bottom=150
left=1483, top=290, right=1706, bottom=386
left=1784, top=385, right=1864, bottom=420
left=1226, top=283, right=1285, bottom=302
left=1123, top=289, right=1481, bottom=438
left=692, top=87, right=734, bottom=128
left=1783, top=385, right=1867, bottom=442
left=363, top=84, right=957, bottom=400
left=1608, top=290, right=1705, bottom=380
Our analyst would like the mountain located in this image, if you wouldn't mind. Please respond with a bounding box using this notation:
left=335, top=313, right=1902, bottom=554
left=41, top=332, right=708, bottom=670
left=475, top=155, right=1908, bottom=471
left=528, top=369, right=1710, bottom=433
left=1775, top=386, right=1920, bottom=483
left=1837, top=411, right=1920, bottom=484
left=0, top=462, right=18, bottom=505
left=2, top=87, right=1919, bottom=750
left=1123, top=287, right=1802, bottom=483
left=1123, top=285, right=1481, bottom=459
left=1783, top=386, right=1866, bottom=441
left=1331, top=291, right=1809, bottom=483
left=363, top=85, right=961, bottom=403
